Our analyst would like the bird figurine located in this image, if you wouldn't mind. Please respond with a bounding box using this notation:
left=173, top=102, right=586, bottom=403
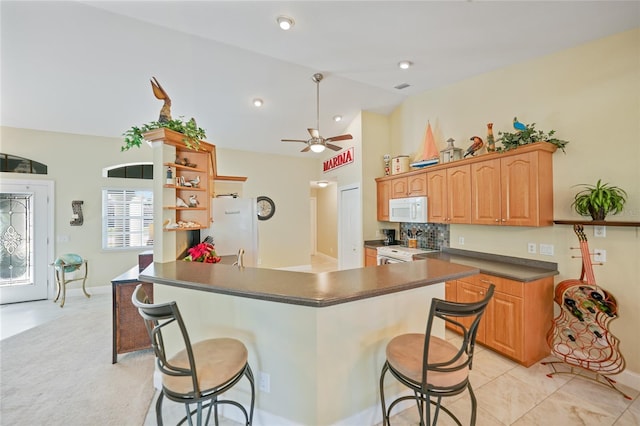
left=486, top=123, right=496, bottom=152
left=150, top=76, right=172, bottom=123
left=189, top=195, right=199, bottom=207
left=513, top=117, right=526, bottom=131
left=189, top=175, right=200, bottom=188
left=464, top=136, right=484, bottom=158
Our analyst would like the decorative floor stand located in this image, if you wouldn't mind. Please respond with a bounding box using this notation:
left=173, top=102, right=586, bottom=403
left=544, top=225, right=630, bottom=400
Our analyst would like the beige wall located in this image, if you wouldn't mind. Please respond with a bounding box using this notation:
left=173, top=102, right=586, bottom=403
left=1, top=126, right=153, bottom=289
left=315, top=183, right=337, bottom=257
left=386, top=29, right=640, bottom=373
left=0, top=127, right=321, bottom=285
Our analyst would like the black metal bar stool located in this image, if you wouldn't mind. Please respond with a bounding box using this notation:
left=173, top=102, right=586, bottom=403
left=380, top=285, right=494, bottom=425
left=131, top=284, right=255, bottom=425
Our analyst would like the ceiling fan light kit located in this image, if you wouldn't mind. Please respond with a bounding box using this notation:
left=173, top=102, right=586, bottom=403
left=281, top=72, right=353, bottom=154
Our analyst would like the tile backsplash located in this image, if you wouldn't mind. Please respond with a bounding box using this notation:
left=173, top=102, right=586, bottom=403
left=399, top=223, right=450, bottom=250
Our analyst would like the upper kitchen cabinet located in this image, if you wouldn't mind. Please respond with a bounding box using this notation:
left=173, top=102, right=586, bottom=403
left=426, top=164, right=471, bottom=224
left=390, top=173, right=427, bottom=199
left=471, top=143, right=555, bottom=226
left=376, top=179, right=391, bottom=221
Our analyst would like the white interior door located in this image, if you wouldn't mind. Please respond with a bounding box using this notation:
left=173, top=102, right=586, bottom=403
left=338, top=184, right=362, bottom=270
left=0, top=180, right=53, bottom=304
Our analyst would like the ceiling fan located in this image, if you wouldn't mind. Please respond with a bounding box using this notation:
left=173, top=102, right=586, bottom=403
left=281, top=73, right=352, bottom=153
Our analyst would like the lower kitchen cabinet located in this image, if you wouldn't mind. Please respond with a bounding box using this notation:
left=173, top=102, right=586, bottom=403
left=446, top=273, right=553, bottom=367
left=364, top=247, right=377, bottom=266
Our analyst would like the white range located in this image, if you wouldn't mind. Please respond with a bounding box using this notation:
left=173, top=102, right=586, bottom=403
left=376, top=245, right=438, bottom=265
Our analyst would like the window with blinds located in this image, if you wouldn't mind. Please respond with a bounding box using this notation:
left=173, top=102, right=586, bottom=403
left=102, top=189, right=153, bottom=249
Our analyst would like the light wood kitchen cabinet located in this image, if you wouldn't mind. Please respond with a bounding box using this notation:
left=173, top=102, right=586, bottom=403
left=471, top=148, right=554, bottom=226
left=364, top=247, right=378, bottom=266
left=390, top=173, right=427, bottom=199
left=376, top=180, right=391, bottom=221
left=449, top=273, right=553, bottom=367
left=426, top=165, right=471, bottom=224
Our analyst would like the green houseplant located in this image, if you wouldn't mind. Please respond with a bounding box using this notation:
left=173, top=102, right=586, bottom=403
left=571, top=179, right=628, bottom=220
left=497, top=121, right=569, bottom=153
left=121, top=117, right=206, bottom=152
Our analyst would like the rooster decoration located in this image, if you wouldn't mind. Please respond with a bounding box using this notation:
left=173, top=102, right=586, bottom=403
left=464, top=136, right=484, bottom=158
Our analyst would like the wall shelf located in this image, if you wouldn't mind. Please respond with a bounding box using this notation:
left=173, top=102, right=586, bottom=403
left=554, top=220, right=640, bottom=227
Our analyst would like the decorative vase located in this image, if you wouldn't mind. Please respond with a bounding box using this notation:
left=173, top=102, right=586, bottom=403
left=486, top=123, right=496, bottom=152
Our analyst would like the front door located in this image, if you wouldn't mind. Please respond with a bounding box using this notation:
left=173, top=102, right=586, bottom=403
left=0, top=180, right=53, bottom=304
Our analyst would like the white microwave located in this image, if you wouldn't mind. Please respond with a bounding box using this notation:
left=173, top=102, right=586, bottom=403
left=389, top=196, right=428, bottom=223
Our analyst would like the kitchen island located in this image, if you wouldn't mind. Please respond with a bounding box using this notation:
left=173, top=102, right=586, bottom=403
left=140, top=258, right=477, bottom=426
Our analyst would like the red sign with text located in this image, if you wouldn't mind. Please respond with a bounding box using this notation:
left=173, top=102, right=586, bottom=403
left=323, top=147, right=354, bottom=172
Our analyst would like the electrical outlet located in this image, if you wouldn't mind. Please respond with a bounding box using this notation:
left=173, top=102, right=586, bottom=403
left=594, top=226, right=606, bottom=238
left=539, top=244, right=554, bottom=256
left=458, top=236, right=465, bottom=245
left=527, top=243, right=536, bottom=254
left=258, top=372, right=270, bottom=393
left=594, top=249, right=607, bottom=262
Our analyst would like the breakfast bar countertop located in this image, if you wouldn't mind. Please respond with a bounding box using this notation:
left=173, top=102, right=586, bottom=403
left=139, top=258, right=478, bottom=308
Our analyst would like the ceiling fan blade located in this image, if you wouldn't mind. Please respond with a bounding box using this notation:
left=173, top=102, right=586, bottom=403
left=326, top=143, right=342, bottom=151
left=308, top=128, right=320, bottom=139
left=301, top=145, right=311, bottom=153
left=281, top=139, right=308, bottom=143
left=325, top=134, right=353, bottom=143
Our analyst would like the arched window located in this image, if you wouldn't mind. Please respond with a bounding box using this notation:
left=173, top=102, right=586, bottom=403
left=0, top=153, right=47, bottom=174
left=104, top=163, right=153, bottom=179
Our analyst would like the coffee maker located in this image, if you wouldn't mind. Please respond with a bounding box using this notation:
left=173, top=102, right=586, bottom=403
left=381, top=229, right=396, bottom=246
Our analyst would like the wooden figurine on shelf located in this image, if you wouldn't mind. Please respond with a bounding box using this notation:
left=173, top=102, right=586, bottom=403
left=150, top=76, right=172, bottom=123
left=463, top=136, right=484, bottom=158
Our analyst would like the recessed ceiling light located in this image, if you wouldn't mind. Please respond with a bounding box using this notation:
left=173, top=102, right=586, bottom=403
left=277, top=16, right=295, bottom=31
left=398, top=60, right=413, bottom=70
left=333, top=115, right=342, bottom=122
left=253, top=98, right=263, bottom=107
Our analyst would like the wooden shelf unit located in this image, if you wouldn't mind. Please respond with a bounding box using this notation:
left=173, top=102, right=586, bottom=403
left=554, top=220, right=640, bottom=227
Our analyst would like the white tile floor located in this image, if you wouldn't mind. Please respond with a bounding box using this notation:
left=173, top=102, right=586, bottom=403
left=2, top=256, right=639, bottom=425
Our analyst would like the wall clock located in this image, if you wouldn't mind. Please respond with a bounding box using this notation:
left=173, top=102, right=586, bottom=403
left=257, top=196, right=275, bottom=221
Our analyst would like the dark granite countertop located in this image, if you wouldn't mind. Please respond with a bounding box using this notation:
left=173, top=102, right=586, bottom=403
left=139, top=258, right=478, bottom=308
left=415, top=248, right=558, bottom=282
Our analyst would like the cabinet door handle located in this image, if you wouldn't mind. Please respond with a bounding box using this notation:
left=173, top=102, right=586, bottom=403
left=495, top=219, right=500, bottom=222
left=501, top=218, right=506, bottom=222
left=480, top=279, right=494, bottom=285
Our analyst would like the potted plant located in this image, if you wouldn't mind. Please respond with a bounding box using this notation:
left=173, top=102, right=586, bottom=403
left=121, top=116, right=206, bottom=152
left=497, top=119, right=569, bottom=153
left=571, top=179, right=628, bottom=221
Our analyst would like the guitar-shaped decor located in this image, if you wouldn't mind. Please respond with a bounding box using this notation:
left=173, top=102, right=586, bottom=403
left=544, top=224, right=630, bottom=399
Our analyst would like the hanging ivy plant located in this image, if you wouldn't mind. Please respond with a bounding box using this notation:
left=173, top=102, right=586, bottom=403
left=121, top=117, right=207, bottom=151
left=496, top=122, right=569, bottom=153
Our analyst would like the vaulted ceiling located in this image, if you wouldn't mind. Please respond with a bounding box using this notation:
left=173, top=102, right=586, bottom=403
left=2, top=1, right=638, bottom=156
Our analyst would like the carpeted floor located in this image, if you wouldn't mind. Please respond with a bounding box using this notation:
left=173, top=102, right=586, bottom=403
left=0, top=296, right=155, bottom=426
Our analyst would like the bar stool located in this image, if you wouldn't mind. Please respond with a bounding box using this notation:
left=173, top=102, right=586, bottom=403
left=380, top=285, right=494, bottom=425
left=131, top=284, right=255, bottom=426
left=52, top=253, right=89, bottom=308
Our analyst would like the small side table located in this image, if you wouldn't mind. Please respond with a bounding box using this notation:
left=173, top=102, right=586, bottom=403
left=111, top=266, right=153, bottom=363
